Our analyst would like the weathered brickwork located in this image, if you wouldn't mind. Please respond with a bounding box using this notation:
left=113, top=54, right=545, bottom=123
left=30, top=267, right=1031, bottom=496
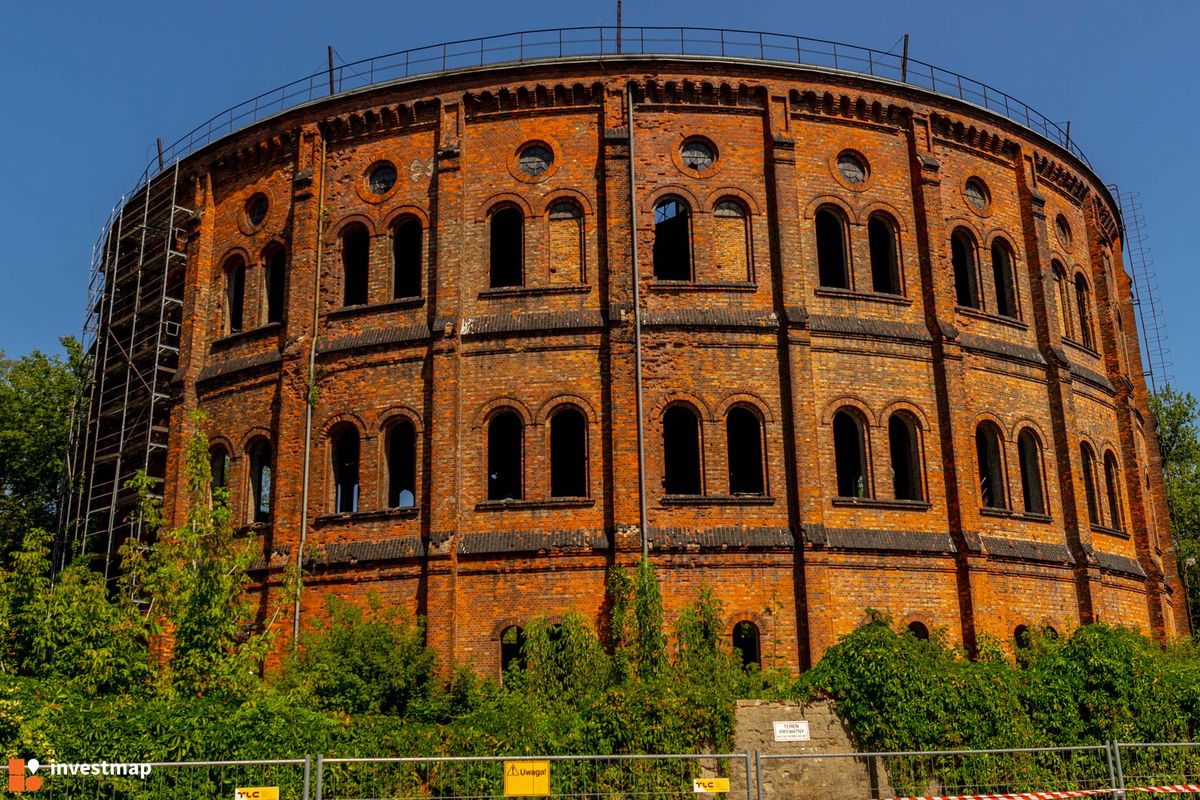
left=133, top=56, right=1188, bottom=676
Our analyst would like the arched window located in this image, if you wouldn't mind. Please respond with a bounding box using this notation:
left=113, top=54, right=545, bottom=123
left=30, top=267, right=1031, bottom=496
left=732, top=621, right=761, bottom=669
left=726, top=407, right=765, bottom=496
left=331, top=425, right=360, bottom=514
left=500, top=625, right=526, bottom=675
left=1052, top=260, right=1072, bottom=339
left=490, top=206, right=524, bottom=288
left=209, top=445, right=230, bottom=491
left=387, top=419, right=417, bottom=508
left=263, top=247, right=287, bottom=324
left=549, top=407, right=588, bottom=498
left=888, top=412, right=922, bottom=501
left=991, top=239, right=1018, bottom=319
left=1104, top=451, right=1123, bottom=531
left=815, top=207, right=850, bottom=289
left=248, top=439, right=272, bottom=524
left=1074, top=273, right=1094, bottom=349
left=1017, top=430, right=1046, bottom=515
left=663, top=404, right=702, bottom=495
left=392, top=218, right=422, bottom=299
left=225, top=256, right=246, bottom=334
left=833, top=410, right=868, bottom=498
left=1081, top=444, right=1100, bottom=526
left=1014, top=624, right=1031, bottom=650
left=342, top=223, right=370, bottom=306
left=653, top=198, right=692, bottom=280
left=951, top=229, right=980, bottom=309
left=868, top=214, right=901, bottom=294
left=907, top=621, right=930, bottom=641
left=548, top=201, right=584, bottom=285
left=713, top=199, right=750, bottom=280
left=975, top=423, right=1006, bottom=509
left=487, top=411, right=523, bottom=500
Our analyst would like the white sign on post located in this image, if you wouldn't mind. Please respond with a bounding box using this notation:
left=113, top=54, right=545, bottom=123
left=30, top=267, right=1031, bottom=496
left=772, top=720, right=810, bottom=742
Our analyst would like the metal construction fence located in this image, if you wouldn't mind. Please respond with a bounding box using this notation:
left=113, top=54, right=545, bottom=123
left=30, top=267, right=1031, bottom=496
left=24, top=742, right=1200, bottom=800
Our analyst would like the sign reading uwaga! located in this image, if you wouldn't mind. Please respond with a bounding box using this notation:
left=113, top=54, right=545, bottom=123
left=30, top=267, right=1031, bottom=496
left=235, top=788, right=279, bottom=800
left=503, top=761, right=550, bottom=796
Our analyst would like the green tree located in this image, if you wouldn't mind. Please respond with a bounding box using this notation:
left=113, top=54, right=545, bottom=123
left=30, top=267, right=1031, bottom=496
left=0, top=338, right=83, bottom=563
left=1149, top=386, right=1200, bottom=622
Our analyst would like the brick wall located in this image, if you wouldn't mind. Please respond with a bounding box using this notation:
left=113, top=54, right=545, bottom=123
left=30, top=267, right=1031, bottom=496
left=142, top=58, right=1187, bottom=676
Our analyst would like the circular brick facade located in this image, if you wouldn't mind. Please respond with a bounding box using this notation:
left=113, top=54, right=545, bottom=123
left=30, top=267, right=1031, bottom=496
left=119, top=54, right=1185, bottom=672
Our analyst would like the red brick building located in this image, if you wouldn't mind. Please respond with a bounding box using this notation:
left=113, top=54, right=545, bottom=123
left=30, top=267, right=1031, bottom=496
left=67, top=31, right=1188, bottom=675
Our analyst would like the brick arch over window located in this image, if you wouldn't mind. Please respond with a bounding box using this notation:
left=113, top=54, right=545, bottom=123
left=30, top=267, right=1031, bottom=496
left=221, top=252, right=248, bottom=334
left=975, top=420, right=1007, bottom=509
left=886, top=410, right=924, bottom=502
left=1051, top=259, right=1073, bottom=338
left=704, top=187, right=760, bottom=216
left=989, top=235, right=1019, bottom=319
left=546, top=198, right=585, bottom=285
left=867, top=211, right=902, bottom=294
left=951, top=226, right=981, bottom=309
left=473, top=397, right=535, bottom=430
left=1102, top=448, right=1124, bottom=531
left=1074, top=272, right=1095, bottom=349
left=260, top=242, right=287, bottom=324
left=535, top=394, right=597, bottom=426
left=1016, top=426, right=1047, bottom=515
left=820, top=396, right=878, bottom=428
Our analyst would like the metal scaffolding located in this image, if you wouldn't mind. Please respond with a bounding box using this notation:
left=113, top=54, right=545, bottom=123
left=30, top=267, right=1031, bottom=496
left=1116, top=188, right=1173, bottom=394
left=58, top=162, right=190, bottom=577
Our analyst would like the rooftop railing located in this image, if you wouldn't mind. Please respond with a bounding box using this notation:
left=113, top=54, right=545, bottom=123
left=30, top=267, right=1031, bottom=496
left=127, top=26, right=1090, bottom=195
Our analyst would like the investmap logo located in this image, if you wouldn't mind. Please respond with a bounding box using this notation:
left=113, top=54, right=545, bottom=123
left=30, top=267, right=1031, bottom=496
left=7, top=760, right=42, bottom=793
left=7, top=758, right=153, bottom=792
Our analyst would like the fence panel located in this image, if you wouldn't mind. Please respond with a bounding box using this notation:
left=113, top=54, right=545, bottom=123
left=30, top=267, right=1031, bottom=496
left=1116, top=742, right=1200, bottom=791
left=756, top=745, right=1116, bottom=800
left=37, top=758, right=310, bottom=800
left=316, top=753, right=752, bottom=800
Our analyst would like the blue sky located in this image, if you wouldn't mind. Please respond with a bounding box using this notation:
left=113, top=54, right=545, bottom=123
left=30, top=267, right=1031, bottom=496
left=1, top=1, right=1197, bottom=396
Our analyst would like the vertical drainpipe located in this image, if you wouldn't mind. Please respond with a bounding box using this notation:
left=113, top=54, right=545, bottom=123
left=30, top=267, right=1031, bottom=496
left=626, top=83, right=649, bottom=560
left=294, top=135, right=327, bottom=647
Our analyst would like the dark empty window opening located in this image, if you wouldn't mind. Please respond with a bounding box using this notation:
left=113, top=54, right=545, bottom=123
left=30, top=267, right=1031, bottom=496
left=868, top=215, right=901, bottom=294
left=663, top=405, right=702, bottom=495
left=991, top=241, right=1018, bottom=319
left=500, top=625, right=526, bottom=675
left=342, top=225, right=370, bottom=306
left=332, top=426, right=360, bottom=514
left=952, top=231, right=980, bottom=309
left=1014, top=625, right=1031, bottom=649
left=265, top=248, right=286, bottom=324
left=1104, top=452, right=1122, bottom=530
left=976, top=424, right=1006, bottom=509
left=249, top=440, right=272, bottom=523
left=489, top=207, right=524, bottom=288
left=833, top=410, right=868, bottom=498
left=550, top=407, right=588, bottom=498
left=487, top=411, right=523, bottom=501
left=907, top=621, right=930, bottom=641
left=888, top=413, right=922, bottom=501
left=1075, top=274, right=1094, bottom=349
left=653, top=199, right=692, bottom=280
left=1053, top=262, right=1072, bottom=338
left=387, top=420, right=417, bottom=509
left=726, top=407, right=765, bottom=495
left=227, top=258, right=245, bottom=334
left=1081, top=445, right=1100, bottom=526
left=1018, top=431, right=1046, bottom=515
left=732, top=621, right=761, bottom=669
left=393, top=219, right=422, bottom=299
left=210, top=446, right=230, bottom=491
left=816, top=208, right=849, bottom=288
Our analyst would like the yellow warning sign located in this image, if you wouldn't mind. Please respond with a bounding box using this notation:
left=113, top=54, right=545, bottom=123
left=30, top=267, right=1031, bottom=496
left=693, top=778, right=730, bottom=794
left=235, top=788, right=279, bottom=800
left=503, top=761, right=550, bottom=796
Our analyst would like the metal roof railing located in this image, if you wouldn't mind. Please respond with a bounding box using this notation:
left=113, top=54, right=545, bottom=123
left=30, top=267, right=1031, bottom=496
left=126, top=26, right=1090, bottom=195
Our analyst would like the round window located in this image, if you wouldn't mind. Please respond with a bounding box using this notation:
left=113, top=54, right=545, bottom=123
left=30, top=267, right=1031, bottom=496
left=836, top=152, right=867, bottom=184
left=964, top=178, right=990, bottom=211
left=368, top=162, right=397, bottom=194
left=246, top=194, right=269, bottom=226
left=1056, top=215, right=1072, bottom=248
left=518, top=144, right=553, bottom=176
left=680, top=139, right=715, bottom=171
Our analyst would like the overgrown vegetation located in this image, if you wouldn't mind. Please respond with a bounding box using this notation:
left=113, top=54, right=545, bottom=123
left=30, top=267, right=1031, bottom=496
left=1150, top=385, right=1200, bottom=621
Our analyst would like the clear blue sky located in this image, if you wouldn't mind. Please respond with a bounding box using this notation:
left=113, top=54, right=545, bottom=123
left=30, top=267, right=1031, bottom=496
left=2, top=1, right=1197, bottom=396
